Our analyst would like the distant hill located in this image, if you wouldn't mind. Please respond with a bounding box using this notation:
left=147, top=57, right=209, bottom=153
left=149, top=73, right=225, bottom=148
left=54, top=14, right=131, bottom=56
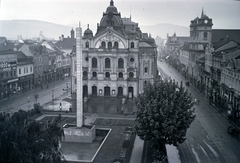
left=0, top=20, right=73, bottom=40
left=0, top=20, right=189, bottom=40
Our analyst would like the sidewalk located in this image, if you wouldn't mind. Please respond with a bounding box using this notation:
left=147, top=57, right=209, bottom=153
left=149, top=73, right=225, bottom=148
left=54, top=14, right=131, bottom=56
left=129, top=136, right=144, bottom=163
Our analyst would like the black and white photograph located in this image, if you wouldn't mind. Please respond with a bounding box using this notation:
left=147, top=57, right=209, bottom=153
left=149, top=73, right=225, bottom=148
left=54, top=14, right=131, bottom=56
left=0, top=0, right=240, bottom=162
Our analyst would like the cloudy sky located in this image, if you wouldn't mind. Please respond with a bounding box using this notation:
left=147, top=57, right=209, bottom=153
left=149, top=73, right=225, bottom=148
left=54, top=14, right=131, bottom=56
left=1, top=0, right=240, bottom=29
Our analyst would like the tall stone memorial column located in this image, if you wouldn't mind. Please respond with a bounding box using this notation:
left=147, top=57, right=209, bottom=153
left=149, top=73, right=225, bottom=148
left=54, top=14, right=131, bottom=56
left=76, top=24, right=83, bottom=128
left=62, top=23, right=95, bottom=143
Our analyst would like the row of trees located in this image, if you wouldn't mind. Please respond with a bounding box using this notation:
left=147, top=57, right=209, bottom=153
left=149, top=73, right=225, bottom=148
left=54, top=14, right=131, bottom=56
left=134, top=79, right=196, bottom=161
left=0, top=107, right=64, bottom=163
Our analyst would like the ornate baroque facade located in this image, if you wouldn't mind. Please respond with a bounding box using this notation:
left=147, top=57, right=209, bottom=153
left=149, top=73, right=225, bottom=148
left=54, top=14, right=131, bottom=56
left=72, top=0, right=158, bottom=98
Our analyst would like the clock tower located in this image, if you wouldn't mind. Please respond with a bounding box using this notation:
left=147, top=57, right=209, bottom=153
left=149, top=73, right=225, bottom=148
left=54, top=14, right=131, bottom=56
left=190, top=8, right=213, bottom=42
left=188, top=9, right=213, bottom=83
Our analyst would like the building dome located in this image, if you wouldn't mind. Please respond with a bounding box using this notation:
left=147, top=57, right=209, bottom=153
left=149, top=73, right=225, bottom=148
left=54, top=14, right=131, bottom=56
left=98, top=0, right=122, bottom=29
left=83, top=25, right=93, bottom=39
left=106, top=0, right=118, bottom=14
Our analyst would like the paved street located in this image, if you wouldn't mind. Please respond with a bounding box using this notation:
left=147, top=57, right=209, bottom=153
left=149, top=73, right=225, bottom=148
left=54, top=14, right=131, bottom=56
left=158, top=61, right=240, bottom=163
left=0, top=78, right=71, bottom=113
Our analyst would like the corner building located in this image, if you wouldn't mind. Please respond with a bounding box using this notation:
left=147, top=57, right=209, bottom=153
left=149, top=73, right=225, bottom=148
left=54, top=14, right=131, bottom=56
left=76, top=0, right=158, bottom=98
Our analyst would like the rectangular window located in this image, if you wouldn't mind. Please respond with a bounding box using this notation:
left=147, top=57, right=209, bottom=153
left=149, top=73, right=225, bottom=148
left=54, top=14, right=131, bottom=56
left=145, top=67, right=148, bottom=73
left=19, top=68, right=21, bottom=75
left=30, top=66, right=32, bottom=72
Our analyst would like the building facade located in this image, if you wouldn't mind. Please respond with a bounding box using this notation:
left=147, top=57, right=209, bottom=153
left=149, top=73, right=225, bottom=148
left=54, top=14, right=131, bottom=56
left=188, top=10, right=213, bottom=85
left=72, top=0, right=158, bottom=98
left=0, top=52, right=18, bottom=99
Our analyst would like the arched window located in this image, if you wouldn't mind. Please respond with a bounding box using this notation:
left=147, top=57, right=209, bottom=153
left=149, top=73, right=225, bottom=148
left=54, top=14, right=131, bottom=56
left=85, top=41, right=89, bottom=48
left=92, top=71, right=97, bottom=77
left=105, top=72, right=110, bottom=78
left=108, top=42, right=112, bottom=49
left=118, top=58, right=124, bottom=68
left=92, top=58, right=97, bottom=68
left=129, top=72, right=134, bottom=78
left=101, top=41, right=106, bottom=48
left=83, top=71, right=88, bottom=79
left=105, top=58, right=111, bottom=68
left=145, top=67, right=148, bottom=73
left=204, top=32, right=208, bottom=39
left=114, top=42, right=118, bottom=48
left=118, top=72, right=123, bottom=78
left=131, top=42, right=134, bottom=48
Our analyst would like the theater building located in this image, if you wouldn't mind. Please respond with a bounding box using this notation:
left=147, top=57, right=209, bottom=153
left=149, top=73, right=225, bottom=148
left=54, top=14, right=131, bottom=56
left=72, top=0, right=158, bottom=98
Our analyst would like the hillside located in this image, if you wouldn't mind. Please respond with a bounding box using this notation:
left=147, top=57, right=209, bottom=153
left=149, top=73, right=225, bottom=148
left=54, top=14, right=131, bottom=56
left=0, top=20, right=73, bottom=40
left=0, top=20, right=189, bottom=40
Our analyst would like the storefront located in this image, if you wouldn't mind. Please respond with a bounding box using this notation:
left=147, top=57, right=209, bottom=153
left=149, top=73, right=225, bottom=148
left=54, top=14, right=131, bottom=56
left=18, top=74, right=34, bottom=92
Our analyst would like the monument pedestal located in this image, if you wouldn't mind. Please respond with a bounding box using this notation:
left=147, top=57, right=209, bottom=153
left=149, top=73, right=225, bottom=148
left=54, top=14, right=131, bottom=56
left=62, top=124, right=96, bottom=143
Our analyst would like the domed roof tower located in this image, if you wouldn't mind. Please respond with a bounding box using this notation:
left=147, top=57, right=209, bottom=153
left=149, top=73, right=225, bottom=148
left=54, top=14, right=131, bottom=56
left=96, top=0, right=123, bottom=35
left=83, top=24, right=93, bottom=39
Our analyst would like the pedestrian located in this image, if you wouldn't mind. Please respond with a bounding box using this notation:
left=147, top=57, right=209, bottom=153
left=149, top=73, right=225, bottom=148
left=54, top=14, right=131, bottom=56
left=197, top=99, right=200, bottom=105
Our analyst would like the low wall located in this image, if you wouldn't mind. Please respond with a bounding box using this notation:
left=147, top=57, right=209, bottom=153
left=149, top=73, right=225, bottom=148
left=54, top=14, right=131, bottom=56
left=62, top=125, right=96, bottom=143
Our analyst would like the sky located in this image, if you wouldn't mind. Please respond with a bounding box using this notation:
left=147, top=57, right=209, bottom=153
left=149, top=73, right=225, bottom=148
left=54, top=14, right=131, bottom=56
left=1, top=0, right=240, bottom=30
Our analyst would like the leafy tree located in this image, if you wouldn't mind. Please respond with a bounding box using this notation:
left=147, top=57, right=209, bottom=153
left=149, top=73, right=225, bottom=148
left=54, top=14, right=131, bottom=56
left=0, top=109, right=64, bottom=163
left=134, top=79, right=196, bottom=161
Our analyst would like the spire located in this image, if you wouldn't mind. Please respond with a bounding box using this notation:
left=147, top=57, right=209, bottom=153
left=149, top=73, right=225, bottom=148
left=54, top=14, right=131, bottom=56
left=130, top=7, right=132, bottom=21
left=110, top=0, right=114, bottom=6
left=87, top=24, right=89, bottom=29
left=201, top=7, right=204, bottom=18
